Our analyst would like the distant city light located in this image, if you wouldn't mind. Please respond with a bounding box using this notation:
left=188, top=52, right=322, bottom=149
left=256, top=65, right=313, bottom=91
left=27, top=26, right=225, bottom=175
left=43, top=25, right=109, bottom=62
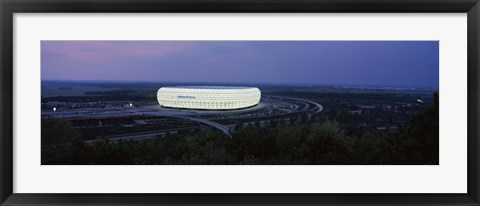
left=53, top=107, right=56, bottom=112
left=417, top=99, right=424, bottom=103
left=129, top=103, right=133, bottom=107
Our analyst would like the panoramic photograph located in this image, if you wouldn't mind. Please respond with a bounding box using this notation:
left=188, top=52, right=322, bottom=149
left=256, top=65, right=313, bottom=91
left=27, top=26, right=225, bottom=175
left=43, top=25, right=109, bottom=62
left=41, top=41, right=439, bottom=165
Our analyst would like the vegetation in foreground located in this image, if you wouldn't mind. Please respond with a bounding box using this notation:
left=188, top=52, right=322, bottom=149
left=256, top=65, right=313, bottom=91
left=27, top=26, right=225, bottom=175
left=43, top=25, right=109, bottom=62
left=41, top=94, right=439, bottom=165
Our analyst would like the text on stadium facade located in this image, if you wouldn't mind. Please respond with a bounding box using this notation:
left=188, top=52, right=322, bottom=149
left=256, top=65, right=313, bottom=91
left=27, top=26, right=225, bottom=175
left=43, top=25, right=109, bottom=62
left=177, top=95, right=196, bottom=99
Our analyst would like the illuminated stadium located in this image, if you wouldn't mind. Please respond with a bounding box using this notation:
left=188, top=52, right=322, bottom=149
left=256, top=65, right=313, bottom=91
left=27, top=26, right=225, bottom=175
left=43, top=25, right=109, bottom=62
left=156, top=86, right=261, bottom=110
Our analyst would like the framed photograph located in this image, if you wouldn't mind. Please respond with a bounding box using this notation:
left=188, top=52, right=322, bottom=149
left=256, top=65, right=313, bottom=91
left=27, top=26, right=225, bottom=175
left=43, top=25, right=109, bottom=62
left=1, top=0, right=479, bottom=205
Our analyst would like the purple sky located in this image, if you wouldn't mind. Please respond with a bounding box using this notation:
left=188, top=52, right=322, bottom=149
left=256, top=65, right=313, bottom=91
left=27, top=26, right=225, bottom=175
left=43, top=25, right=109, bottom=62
left=41, top=41, right=439, bottom=88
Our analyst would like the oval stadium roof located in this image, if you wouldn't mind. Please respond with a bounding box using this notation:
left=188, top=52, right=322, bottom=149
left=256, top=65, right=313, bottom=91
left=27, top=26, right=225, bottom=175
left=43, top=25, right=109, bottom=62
left=164, top=86, right=254, bottom=89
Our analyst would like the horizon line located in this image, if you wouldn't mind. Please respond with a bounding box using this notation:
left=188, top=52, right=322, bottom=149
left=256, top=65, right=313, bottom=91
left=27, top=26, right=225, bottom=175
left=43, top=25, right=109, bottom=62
left=41, top=79, right=439, bottom=89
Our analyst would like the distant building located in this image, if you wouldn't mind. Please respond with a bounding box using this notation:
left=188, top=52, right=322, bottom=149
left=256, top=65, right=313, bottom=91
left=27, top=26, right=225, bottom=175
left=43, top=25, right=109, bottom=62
left=157, top=86, right=261, bottom=110
left=348, top=110, right=362, bottom=115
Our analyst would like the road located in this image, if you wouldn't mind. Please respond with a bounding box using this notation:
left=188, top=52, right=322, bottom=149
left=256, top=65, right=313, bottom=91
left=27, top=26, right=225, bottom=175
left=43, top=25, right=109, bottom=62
left=139, top=112, right=231, bottom=136
left=43, top=95, right=323, bottom=138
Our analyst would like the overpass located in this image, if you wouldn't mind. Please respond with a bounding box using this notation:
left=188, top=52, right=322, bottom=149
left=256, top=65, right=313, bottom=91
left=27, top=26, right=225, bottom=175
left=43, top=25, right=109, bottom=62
left=139, top=112, right=231, bottom=136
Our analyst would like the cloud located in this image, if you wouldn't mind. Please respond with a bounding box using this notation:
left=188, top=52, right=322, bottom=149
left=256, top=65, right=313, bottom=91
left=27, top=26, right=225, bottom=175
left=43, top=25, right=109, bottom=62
left=41, top=41, right=192, bottom=62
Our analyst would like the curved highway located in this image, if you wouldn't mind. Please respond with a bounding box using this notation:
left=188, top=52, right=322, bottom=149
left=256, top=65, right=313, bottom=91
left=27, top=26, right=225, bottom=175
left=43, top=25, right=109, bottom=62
left=42, top=95, right=323, bottom=139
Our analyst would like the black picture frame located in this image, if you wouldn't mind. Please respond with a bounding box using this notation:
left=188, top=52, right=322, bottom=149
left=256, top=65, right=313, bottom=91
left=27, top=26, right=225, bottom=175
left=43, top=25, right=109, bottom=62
left=1, top=0, right=479, bottom=205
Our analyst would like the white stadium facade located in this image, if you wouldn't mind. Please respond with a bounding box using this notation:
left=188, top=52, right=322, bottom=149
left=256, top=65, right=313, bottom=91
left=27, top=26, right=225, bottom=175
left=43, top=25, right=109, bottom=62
left=157, top=86, right=261, bottom=110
